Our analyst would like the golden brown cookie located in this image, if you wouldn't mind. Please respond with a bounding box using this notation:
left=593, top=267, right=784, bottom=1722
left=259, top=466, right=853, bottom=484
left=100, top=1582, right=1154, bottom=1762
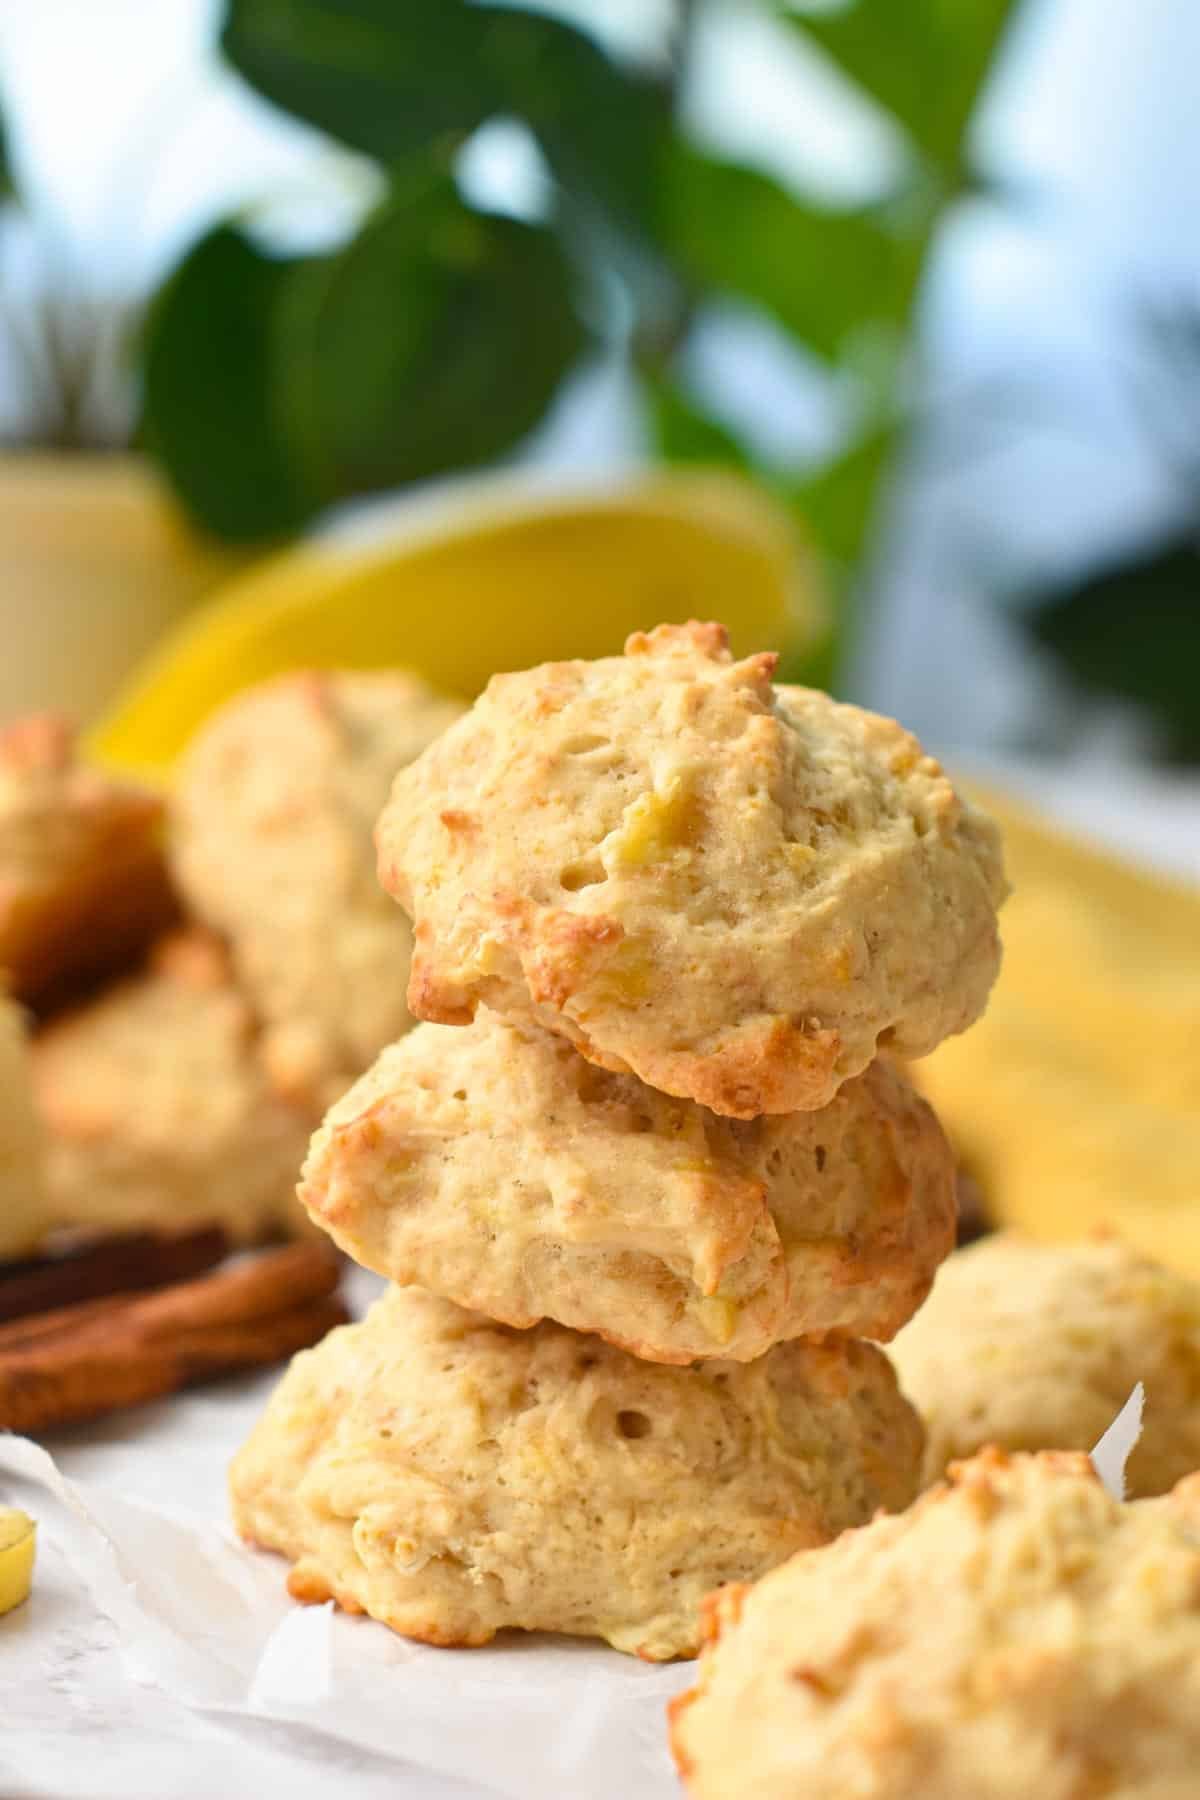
left=0, top=714, right=175, bottom=1009
left=300, top=1010, right=955, bottom=1361
left=231, top=1284, right=923, bottom=1659
left=379, top=622, right=1006, bottom=1117
left=171, top=671, right=463, bottom=1109
left=31, top=930, right=312, bottom=1243
left=0, top=993, right=48, bottom=1260
left=890, top=1232, right=1200, bottom=1497
left=671, top=1449, right=1200, bottom=1798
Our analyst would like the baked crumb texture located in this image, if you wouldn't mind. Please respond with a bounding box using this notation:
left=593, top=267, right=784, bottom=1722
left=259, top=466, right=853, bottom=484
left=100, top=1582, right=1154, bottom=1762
left=299, top=1009, right=955, bottom=1361
left=172, top=671, right=464, bottom=1110
left=230, top=1285, right=923, bottom=1659
left=891, top=1232, right=1200, bottom=1496
left=670, top=1448, right=1200, bottom=1798
left=379, top=622, right=1007, bottom=1117
left=32, top=930, right=314, bottom=1243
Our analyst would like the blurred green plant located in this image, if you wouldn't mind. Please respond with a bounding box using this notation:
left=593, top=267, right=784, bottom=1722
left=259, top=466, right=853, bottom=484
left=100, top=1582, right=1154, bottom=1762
left=0, top=110, right=13, bottom=200
left=938, top=295, right=1200, bottom=757
left=2, top=0, right=1025, bottom=678
left=1013, top=301, right=1200, bottom=758
left=1029, top=546, right=1199, bottom=760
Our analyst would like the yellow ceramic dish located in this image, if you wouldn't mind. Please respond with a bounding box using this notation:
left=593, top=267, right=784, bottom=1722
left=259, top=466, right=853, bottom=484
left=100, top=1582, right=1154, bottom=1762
left=919, top=787, right=1200, bottom=1274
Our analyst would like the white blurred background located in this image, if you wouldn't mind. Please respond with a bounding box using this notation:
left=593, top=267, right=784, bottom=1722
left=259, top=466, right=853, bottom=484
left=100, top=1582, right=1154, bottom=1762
left=1, top=0, right=1197, bottom=779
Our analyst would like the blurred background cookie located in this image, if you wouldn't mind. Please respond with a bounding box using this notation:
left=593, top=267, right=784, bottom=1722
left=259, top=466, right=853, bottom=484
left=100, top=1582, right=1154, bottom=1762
left=171, top=670, right=463, bottom=1110
left=0, top=714, right=176, bottom=1011
left=380, top=622, right=1007, bottom=1118
left=0, top=993, right=48, bottom=1260
left=301, top=1009, right=955, bottom=1362
left=231, top=1284, right=923, bottom=1660
left=671, top=1449, right=1200, bottom=1797
left=31, top=929, right=312, bottom=1243
left=890, top=1232, right=1200, bottom=1497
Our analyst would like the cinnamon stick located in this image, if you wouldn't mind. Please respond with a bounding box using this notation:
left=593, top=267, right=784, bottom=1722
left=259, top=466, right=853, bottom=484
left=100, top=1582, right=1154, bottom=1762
left=0, top=1224, right=230, bottom=1324
left=0, top=1243, right=348, bottom=1433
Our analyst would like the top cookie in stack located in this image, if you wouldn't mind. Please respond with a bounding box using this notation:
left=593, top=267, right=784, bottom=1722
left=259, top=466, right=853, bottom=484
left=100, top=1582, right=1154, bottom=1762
left=378, top=620, right=1006, bottom=1118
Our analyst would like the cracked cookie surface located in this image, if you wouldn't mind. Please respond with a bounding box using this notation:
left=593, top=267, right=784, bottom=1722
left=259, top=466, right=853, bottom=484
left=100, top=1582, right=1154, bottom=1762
left=231, top=1284, right=922, bottom=1658
left=672, top=1449, right=1200, bottom=1798
left=301, top=1009, right=955, bottom=1362
left=379, top=622, right=1006, bottom=1116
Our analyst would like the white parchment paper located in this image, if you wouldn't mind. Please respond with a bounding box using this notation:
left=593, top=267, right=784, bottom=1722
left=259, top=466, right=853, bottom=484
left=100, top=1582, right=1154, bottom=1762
left=1090, top=1382, right=1145, bottom=1500
left=0, top=1270, right=689, bottom=1800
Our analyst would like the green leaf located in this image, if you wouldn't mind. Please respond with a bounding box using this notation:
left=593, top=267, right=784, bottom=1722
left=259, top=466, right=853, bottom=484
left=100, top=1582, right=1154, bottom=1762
left=776, top=624, right=840, bottom=695
left=143, top=165, right=586, bottom=543
left=783, top=0, right=1016, bottom=179
left=655, top=141, right=914, bottom=361
left=0, top=108, right=14, bottom=201
left=777, top=426, right=899, bottom=693
left=279, top=167, right=586, bottom=497
left=1027, top=540, right=1200, bottom=761
left=644, top=373, right=753, bottom=468
left=141, top=225, right=315, bottom=541
left=482, top=9, right=669, bottom=236
left=644, top=371, right=849, bottom=690
left=791, top=424, right=894, bottom=567
left=220, top=0, right=493, bottom=162
left=221, top=0, right=667, bottom=241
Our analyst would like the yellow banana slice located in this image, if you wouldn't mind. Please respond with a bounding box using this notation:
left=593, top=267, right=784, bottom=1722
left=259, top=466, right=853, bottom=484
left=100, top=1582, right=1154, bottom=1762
left=89, top=471, right=823, bottom=778
left=0, top=1509, right=36, bottom=1616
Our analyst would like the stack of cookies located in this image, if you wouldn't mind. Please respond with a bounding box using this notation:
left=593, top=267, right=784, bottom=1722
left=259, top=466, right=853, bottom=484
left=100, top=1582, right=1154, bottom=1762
left=232, top=622, right=1007, bottom=1659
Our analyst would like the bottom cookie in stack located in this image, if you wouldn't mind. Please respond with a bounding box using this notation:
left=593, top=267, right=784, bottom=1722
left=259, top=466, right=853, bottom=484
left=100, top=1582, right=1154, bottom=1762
left=230, top=1285, right=923, bottom=1659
